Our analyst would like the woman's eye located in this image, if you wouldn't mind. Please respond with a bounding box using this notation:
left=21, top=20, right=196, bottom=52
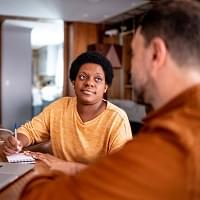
left=95, top=77, right=103, bottom=82
left=79, top=74, right=86, bottom=80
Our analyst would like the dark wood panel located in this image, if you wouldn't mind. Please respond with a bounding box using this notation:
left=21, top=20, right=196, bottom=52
left=0, top=21, right=2, bottom=123
left=63, top=22, right=99, bottom=96
left=63, top=22, right=70, bottom=97
left=122, top=32, right=133, bottom=99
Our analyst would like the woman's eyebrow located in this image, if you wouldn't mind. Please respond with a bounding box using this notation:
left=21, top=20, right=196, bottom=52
left=96, top=73, right=104, bottom=76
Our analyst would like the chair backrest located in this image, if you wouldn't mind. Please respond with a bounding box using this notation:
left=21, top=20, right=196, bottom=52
left=23, top=141, right=52, bottom=154
left=130, top=121, right=143, bottom=135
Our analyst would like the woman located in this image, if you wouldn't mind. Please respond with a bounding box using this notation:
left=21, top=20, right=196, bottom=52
left=3, top=51, right=132, bottom=174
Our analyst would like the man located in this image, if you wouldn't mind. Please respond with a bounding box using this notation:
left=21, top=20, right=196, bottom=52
left=20, top=1, right=200, bottom=199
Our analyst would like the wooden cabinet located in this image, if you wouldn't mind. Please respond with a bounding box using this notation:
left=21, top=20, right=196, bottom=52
left=122, top=32, right=133, bottom=99
left=101, top=35, right=124, bottom=99
left=100, top=32, right=133, bottom=100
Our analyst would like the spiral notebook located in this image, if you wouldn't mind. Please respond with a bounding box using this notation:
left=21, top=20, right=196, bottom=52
left=6, top=153, right=36, bottom=164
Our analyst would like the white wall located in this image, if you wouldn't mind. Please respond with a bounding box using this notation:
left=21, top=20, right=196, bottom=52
left=2, top=24, right=32, bottom=130
left=38, top=45, right=58, bottom=76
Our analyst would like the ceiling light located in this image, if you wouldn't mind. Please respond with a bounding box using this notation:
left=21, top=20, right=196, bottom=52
left=87, top=0, right=100, bottom=3
left=104, top=29, right=118, bottom=36
left=131, top=1, right=146, bottom=7
left=103, top=14, right=109, bottom=19
left=83, top=13, right=89, bottom=18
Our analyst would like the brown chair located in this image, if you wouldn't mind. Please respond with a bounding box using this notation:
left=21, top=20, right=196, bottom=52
left=24, top=141, right=52, bottom=154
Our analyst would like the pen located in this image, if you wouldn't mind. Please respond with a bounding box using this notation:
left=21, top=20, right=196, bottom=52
left=14, top=123, right=17, bottom=139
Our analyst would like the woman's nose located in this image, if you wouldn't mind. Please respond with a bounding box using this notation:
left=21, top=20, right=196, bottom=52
left=84, top=78, right=95, bottom=87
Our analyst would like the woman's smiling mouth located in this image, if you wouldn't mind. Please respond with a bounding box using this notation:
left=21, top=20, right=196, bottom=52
left=81, top=89, right=96, bottom=95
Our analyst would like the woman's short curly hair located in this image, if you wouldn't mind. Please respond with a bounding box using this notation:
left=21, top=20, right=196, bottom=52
left=69, top=51, right=113, bottom=86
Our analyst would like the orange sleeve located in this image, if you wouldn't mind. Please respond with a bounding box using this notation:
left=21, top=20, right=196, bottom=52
left=20, top=132, right=187, bottom=200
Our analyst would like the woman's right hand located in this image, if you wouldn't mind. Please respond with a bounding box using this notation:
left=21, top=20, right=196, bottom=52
left=2, top=135, right=23, bottom=155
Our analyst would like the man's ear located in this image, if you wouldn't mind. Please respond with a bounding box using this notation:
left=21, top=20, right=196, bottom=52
left=72, top=81, right=75, bottom=87
left=151, top=37, right=167, bottom=72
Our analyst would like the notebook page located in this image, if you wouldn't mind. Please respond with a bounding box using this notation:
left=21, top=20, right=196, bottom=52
left=6, top=153, right=36, bottom=163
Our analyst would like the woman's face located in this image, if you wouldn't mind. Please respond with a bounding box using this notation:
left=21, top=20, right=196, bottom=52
left=74, top=63, right=108, bottom=105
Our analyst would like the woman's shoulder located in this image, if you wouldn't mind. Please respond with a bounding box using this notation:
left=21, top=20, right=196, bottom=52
left=106, top=100, right=128, bottom=119
left=44, top=96, right=76, bottom=110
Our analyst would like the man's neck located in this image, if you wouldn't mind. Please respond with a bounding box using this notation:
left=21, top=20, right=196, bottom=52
left=152, top=68, right=200, bottom=110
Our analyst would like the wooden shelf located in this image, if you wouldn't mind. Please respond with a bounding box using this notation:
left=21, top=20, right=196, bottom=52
left=125, top=84, right=132, bottom=89
left=123, top=32, right=133, bottom=100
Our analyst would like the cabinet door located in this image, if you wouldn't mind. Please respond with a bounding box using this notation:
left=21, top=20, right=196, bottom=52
left=123, top=32, right=133, bottom=99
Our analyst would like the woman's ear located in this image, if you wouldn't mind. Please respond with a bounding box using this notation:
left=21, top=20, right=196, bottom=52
left=71, top=81, right=75, bottom=87
left=104, top=85, right=108, bottom=93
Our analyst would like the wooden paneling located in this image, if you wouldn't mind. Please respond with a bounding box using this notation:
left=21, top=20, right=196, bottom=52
left=107, top=69, right=123, bottom=99
left=0, top=22, right=2, bottom=123
left=72, top=22, right=98, bottom=59
left=103, top=35, right=119, bottom=45
left=63, top=22, right=99, bottom=96
left=87, top=44, right=122, bottom=68
left=63, top=22, right=69, bottom=97
left=102, top=35, right=123, bottom=99
left=122, top=32, right=133, bottom=99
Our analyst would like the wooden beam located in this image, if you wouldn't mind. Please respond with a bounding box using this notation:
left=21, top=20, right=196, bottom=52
left=63, top=22, right=70, bottom=97
left=0, top=21, right=2, bottom=124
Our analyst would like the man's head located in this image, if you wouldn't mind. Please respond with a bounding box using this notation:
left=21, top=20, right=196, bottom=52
left=131, top=0, right=200, bottom=108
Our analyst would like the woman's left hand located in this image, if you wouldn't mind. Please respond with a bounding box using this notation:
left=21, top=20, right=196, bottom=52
left=25, top=151, right=87, bottom=175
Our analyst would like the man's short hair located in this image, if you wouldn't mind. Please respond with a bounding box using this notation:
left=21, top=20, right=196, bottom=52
left=70, top=51, right=113, bottom=86
left=138, top=0, right=200, bottom=66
